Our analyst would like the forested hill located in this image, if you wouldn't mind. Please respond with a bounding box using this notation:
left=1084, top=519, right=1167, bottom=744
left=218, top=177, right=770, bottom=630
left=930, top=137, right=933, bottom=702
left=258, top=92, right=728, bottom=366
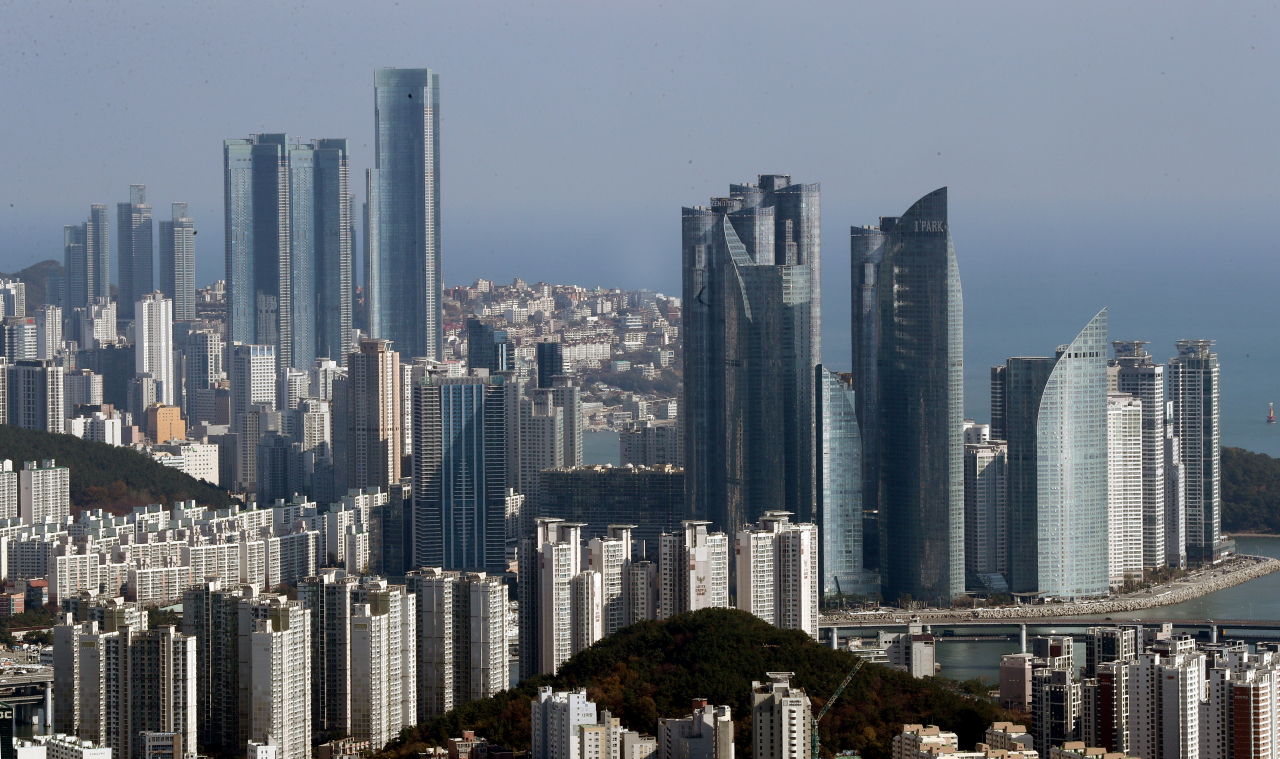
left=1223, top=446, right=1280, bottom=534
left=0, top=426, right=235, bottom=514
left=379, top=608, right=1009, bottom=759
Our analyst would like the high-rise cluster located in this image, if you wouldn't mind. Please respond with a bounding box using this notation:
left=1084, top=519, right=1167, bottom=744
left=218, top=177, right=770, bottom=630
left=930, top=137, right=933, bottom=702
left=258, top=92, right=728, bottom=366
left=1005, top=625, right=1279, bottom=759
left=980, top=334, right=1224, bottom=599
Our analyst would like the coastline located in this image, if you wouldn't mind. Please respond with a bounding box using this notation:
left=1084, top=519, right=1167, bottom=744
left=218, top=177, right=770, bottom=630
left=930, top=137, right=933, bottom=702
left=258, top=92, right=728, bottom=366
left=824, top=554, right=1280, bottom=624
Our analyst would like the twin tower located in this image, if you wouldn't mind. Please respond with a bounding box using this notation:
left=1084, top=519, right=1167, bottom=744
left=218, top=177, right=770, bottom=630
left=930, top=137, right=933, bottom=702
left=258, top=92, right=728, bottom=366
left=682, top=179, right=964, bottom=606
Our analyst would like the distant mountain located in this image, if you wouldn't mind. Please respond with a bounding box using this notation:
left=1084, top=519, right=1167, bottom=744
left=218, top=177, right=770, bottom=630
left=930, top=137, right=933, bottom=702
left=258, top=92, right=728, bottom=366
left=378, top=608, right=1009, bottom=759
left=0, top=425, right=236, bottom=515
left=1223, top=446, right=1280, bottom=534
left=0, top=259, right=63, bottom=309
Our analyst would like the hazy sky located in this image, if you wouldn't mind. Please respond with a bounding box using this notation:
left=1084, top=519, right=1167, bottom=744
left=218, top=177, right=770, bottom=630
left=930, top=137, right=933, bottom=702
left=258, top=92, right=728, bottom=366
left=4, top=2, right=1279, bottom=441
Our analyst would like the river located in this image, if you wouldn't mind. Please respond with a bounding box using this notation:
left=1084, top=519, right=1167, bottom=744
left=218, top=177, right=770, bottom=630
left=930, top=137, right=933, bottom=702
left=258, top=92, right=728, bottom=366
left=933, top=535, right=1280, bottom=682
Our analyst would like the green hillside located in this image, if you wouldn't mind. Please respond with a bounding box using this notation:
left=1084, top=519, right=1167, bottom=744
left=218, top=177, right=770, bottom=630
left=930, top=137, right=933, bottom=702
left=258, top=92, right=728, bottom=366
left=1223, top=446, right=1280, bottom=534
left=0, top=425, right=236, bottom=514
left=380, top=608, right=1008, bottom=759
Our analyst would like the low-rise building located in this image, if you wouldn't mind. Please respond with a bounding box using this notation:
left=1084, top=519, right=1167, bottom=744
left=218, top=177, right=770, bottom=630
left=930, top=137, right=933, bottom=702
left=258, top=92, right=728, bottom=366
left=878, top=625, right=937, bottom=678
left=18, top=733, right=113, bottom=759
left=657, top=699, right=733, bottom=759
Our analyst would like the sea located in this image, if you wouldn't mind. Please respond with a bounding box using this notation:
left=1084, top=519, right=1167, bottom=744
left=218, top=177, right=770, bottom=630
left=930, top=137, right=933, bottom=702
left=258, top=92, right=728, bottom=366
left=932, top=535, right=1280, bottom=682
left=582, top=430, right=621, bottom=466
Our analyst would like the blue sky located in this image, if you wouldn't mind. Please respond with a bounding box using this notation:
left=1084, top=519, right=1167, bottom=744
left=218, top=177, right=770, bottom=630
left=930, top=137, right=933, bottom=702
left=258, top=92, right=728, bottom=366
left=4, top=1, right=1279, bottom=444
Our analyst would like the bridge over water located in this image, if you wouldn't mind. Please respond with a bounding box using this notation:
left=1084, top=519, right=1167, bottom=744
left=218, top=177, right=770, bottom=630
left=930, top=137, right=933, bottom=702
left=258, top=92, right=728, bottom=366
left=819, top=617, right=1280, bottom=646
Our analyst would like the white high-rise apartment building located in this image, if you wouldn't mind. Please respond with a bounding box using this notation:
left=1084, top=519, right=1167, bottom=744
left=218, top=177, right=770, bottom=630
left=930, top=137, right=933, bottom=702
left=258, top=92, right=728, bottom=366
left=1201, top=646, right=1280, bottom=759
left=230, top=343, right=277, bottom=415
left=1127, top=636, right=1204, bottom=759
left=0, top=461, right=17, bottom=521
left=734, top=512, right=818, bottom=637
left=185, top=331, right=225, bottom=419
left=309, top=357, right=345, bottom=401
left=572, top=570, right=603, bottom=655
left=1165, top=429, right=1188, bottom=568
left=1112, top=341, right=1168, bottom=569
left=1168, top=340, right=1223, bottom=563
left=136, top=292, right=175, bottom=406
left=9, top=359, right=65, bottom=433
left=52, top=615, right=197, bottom=759
left=751, top=673, right=811, bottom=759
left=349, top=581, right=416, bottom=751
left=295, top=398, right=332, bottom=453
left=278, top=367, right=308, bottom=413
left=407, top=569, right=509, bottom=722
left=159, top=202, right=196, bottom=322
left=964, top=441, right=1007, bottom=577
left=658, top=700, right=735, bottom=759
left=588, top=526, right=633, bottom=637
left=1107, top=394, right=1144, bottom=585
left=626, top=561, right=657, bottom=626
left=0, top=279, right=25, bottom=317
left=248, top=598, right=311, bottom=759
left=34, top=304, right=62, bottom=360
left=78, top=298, right=116, bottom=350
left=519, top=518, right=615, bottom=678
left=531, top=687, right=598, bottom=759
left=64, top=369, right=103, bottom=418
left=658, top=521, right=729, bottom=620
left=20, top=459, right=70, bottom=524
left=540, top=521, right=583, bottom=676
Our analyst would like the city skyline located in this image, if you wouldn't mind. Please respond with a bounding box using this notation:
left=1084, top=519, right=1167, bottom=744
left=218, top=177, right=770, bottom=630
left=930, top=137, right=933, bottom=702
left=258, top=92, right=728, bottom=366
left=4, top=5, right=1278, bottom=459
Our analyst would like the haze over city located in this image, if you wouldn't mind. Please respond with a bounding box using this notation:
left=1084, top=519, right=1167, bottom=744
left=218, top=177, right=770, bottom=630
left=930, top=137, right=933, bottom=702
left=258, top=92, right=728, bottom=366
left=4, top=2, right=1280, bottom=449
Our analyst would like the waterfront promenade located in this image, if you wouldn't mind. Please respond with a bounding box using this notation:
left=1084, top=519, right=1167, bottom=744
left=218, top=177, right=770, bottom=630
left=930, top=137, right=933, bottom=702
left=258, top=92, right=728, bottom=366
left=820, top=553, right=1280, bottom=628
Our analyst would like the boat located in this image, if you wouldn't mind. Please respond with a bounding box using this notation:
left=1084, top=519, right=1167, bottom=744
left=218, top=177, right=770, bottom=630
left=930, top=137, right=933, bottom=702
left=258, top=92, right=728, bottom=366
left=1270, top=403, right=1276, bottom=424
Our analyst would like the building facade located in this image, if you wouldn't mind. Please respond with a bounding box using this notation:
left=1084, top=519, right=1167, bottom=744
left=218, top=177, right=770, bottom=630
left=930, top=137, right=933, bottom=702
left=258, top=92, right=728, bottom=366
left=411, top=370, right=507, bottom=573
left=117, top=185, right=153, bottom=322
left=1111, top=341, right=1167, bottom=569
left=1107, top=394, right=1143, bottom=586
left=816, top=366, right=870, bottom=597
left=851, top=188, right=964, bottom=605
left=136, top=293, right=174, bottom=407
left=368, top=68, right=443, bottom=361
left=682, top=175, right=820, bottom=537
left=1168, top=340, right=1224, bottom=562
left=734, top=512, right=818, bottom=637
left=159, top=203, right=196, bottom=323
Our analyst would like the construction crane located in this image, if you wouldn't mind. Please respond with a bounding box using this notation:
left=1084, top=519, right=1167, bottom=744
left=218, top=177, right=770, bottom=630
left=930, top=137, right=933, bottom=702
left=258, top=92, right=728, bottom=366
left=811, top=658, right=865, bottom=759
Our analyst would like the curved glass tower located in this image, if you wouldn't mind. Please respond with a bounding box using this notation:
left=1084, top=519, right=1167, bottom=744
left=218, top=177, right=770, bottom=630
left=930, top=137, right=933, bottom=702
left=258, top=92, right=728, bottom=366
left=1036, top=309, right=1109, bottom=597
left=863, top=187, right=964, bottom=605
left=816, top=365, right=872, bottom=597
left=368, top=68, right=442, bottom=360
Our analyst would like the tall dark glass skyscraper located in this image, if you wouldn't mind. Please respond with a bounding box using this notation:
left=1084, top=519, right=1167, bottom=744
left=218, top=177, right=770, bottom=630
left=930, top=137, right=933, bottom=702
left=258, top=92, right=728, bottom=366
left=313, top=139, right=353, bottom=367
left=412, top=371, right=510, bottom=573
left=159, top=203, right=196, bottom=322
left=64, top=204, right=110, bottom=312
left=368, top=68, right=442, bottom=360
left=536, top=342, right=564, bottom=388
left=224, top=134, right=352, bottom=369
left=851, top=188, right=964, bottom=605
left=683, top=175, right=820, bottom=536
left=117, top=184, right=153, bottom=321
left=225, top=134, right=290, bottom=359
